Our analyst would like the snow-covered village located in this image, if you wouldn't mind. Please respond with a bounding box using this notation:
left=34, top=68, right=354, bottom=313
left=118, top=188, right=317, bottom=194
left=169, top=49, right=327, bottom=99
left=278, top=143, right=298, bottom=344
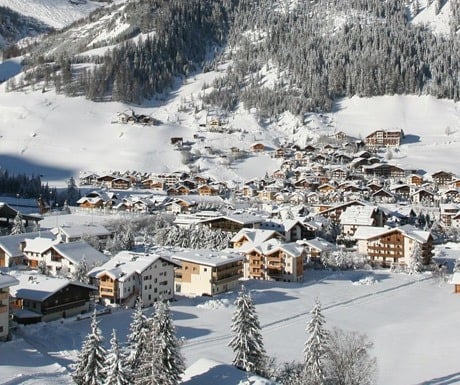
left=1, top=0, right=460, bottom=384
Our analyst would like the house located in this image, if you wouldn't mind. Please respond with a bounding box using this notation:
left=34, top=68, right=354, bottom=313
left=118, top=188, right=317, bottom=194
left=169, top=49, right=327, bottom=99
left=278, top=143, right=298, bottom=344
left=88, top=251, right=178, bottom=307
left=172, top=249, right=244, bottom=296
left=0, top=231, right=55, bottom=267
left=250, top=143, right=266, bottom=153
left=0, top=273, right=18, bottom=341
left=10, top=272, right=96, bottom=324
left=0, top=202, right=42, bottom=229
left=298, top=237, right=337, bottom=264
left=231, top=228, right=284, bottom=250
left=439, top=204, right=459, bottom=227
left=23, top=237, right=60, bottom=268
left=199, top=214, right=265, bottom=233
left=432, top=171, right=455, bottom=187
left=53, top=224, right=113, bottom=248
left=197, top=185, right=218, bottom=196
left=410, top=189, right=435, bottom=204
left=318, top=200, right=369, bottom=223
left=365, top=129, right=403, bottom=148
left=339, top=205, right=385, bottom=237
left=111, top=177, right=131, bottom=190
left=41, top=240, right=109, bottom=276
left=244, top=239, right=305, bottom=282
left=362, top=163, right=406, bottom=179
left=390, top=184, right=411, bottom=200
left=353, top=225, right=433, bottom=267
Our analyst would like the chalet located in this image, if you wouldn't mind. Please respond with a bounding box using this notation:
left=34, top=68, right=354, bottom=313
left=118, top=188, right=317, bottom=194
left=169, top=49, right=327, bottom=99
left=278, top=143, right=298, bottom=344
left=408, top=174, right=424, bottom=186
left=318, top=200, right=369, bottom=223
left=410, top=189, right=435, bottom=204
left=432, top=171, right=455, bottom=187
left=0, top=231, right=55, bottom=267
left=199, top=213, right=264, bottom=233
left=53, top=224, right=113, bottom=248
left=0, top=203, right=42, bottom=230
left=372, top=189, right=395, bottom=203
left=258, top=189, right=276, bottom=202
left=96, top=174, right=117, bottom=188
left=23, top=237, right=60, bottom=268
left=88, top=251, right=178, bottom=307
left=141, top=178, right=165, bottom=190
left=261, top=219, right=317, bottom=242
left=339, top=205, right=385, bottom=237
left=176, top=185, right=192, bottom=196
left=365, top=129, right=403, bottom=148
left=41, top=240, right=109, bottom=276
left=172, top=249, right=244, bottom=296
left=111, top=177, right=131, bottom=190
left=354, top=225, right=433, bottom=267
left=390, top=184, right=411, bottom=200
left=298, top=237, right=337, bottom=264
left=197, top=185, right=218, bottom=196
left=250, top=143, right=266, bottom=153
left=231, top=228, right=283, bottom=250
left=0, top=273, right=18, bottom=340
left=241, top=185, right=258, bottom=198
left=362, top=163, right=406, bottom=179
left=244, top=239, right=305, bottom=282
left=76, top=196, right=105, bottom=209
left=10, top=273, right=96, bottom=324
left=79, top=173, right=99, bottom=186
left=331, top=168, right=348, bottom=180
left=439, top=204, right=459, bottom=227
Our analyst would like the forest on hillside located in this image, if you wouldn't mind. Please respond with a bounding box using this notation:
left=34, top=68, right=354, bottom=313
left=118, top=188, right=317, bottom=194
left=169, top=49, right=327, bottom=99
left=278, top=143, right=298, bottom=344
left=6, top=0, right=460, bottom=117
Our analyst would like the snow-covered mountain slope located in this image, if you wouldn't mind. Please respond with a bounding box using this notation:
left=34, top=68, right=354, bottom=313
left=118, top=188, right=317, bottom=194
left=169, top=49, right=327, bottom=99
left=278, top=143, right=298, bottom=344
left=0, top=6, right=51, bottom=50
left=0, top=59, right=459, bottom=185
left=0, top=0, right=103, bottom=29
left=411, top=0, right=454, bottom=34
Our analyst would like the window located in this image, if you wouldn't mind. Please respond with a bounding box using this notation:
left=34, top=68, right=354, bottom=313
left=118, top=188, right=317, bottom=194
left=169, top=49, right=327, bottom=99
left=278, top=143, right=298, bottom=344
left=204, top=268, right=207, bottom=272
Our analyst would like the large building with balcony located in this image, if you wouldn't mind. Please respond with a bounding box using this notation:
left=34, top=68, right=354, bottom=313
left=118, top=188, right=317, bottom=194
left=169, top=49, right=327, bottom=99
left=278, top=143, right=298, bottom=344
left=243, top=239, right=305, bottom=282
left=88, top=251, right=178, bottom=307
left=172, top=249, right=244, bottom=297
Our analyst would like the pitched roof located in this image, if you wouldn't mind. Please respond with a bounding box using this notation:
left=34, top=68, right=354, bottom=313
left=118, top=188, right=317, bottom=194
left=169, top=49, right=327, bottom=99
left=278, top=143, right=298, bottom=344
left=51, top=240, right=109, bottom=267
left=10, top=272, right=96, bottom=301
left=0, top=231, right=55, bottom=257
left=171, top=249, right=245, bottom=267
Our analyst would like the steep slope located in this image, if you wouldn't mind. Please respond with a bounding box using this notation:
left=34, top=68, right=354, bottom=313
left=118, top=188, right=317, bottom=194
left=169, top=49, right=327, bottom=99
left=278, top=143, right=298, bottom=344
left=0, top=6, right=51, bottom=50
left=0, top=0, right=102, bottom=29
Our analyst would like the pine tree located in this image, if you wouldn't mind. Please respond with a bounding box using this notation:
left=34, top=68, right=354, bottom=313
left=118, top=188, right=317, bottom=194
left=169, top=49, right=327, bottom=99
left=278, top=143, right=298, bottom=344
left=303, top=299, right=329, bottom=385
left=72, top=310, right=106, bottom=385
left=72, top=256, right=89, bottom=283
left=125, top=298, right=149, bottom=378
left=136, top=301, right=185, bottom=385
left=10, top=212, right=26, bottom=235
left=228, top=286, right=267, bottom=375
left=103, top=329, right=129, bottom=385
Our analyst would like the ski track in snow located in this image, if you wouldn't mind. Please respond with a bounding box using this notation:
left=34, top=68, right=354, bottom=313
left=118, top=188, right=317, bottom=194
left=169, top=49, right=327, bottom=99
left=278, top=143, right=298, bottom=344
left=182, top=274, right=432, bottom=350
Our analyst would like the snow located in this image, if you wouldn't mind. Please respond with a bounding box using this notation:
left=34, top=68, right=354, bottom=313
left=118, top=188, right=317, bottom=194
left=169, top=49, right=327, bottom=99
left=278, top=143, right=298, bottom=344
left=0, top=0, right=103, bottom=29
left=330, top=95, right=460, bottom=175
left=2, top=247, right=460, bottom=385
left=412, top=0, right=453, bottom=35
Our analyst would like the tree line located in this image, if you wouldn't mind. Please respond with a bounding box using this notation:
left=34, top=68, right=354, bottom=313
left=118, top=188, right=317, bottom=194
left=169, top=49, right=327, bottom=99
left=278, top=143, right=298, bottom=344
left=72, top=290, right=376, bottom=385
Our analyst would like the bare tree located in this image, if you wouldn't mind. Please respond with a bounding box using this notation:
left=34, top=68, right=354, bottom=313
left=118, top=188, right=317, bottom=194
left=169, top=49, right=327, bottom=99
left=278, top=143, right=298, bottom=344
left=325, top=328, right=377, bottom=385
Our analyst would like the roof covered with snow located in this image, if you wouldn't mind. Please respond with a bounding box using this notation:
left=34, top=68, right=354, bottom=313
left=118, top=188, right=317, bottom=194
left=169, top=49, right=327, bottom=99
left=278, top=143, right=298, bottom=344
left=171, top=249, right=245, bottom=267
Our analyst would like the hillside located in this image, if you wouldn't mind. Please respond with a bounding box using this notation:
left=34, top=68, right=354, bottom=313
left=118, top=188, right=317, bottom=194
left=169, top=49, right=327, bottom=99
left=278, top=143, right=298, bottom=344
left=0, top=0, right=458, bottom=184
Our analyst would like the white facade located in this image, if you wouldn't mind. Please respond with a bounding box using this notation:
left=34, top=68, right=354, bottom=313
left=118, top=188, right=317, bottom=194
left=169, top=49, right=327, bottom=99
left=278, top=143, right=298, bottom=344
left=0, top=274, right=18, bottom=341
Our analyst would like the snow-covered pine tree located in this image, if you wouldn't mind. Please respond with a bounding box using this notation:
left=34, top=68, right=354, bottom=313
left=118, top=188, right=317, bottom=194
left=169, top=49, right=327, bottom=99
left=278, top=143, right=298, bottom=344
left=72, top=310, right=106, bottom=385
left=103, top=329, right=129, bottom=385
left=125, top=297, right=150, bottom=378
left=135, top=300, right=185, bottom=385
left=228, top=286, right=267, bottom=376
left=72, top=256, right=89, bottom=283
left=303, top=299, right=329, bottom=385
left=10, top=212, right=26, bottom=235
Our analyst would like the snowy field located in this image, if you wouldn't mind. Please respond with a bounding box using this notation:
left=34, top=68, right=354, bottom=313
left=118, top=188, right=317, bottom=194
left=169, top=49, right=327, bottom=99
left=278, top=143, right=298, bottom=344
left=2, top=246, right=460, bottom=385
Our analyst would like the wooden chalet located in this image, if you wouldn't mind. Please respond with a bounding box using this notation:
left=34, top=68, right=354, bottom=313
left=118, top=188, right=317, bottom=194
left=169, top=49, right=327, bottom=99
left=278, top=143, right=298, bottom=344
left=10, top=274, right=96, bottom=324
left=365, top=129, right=403, bottom=148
